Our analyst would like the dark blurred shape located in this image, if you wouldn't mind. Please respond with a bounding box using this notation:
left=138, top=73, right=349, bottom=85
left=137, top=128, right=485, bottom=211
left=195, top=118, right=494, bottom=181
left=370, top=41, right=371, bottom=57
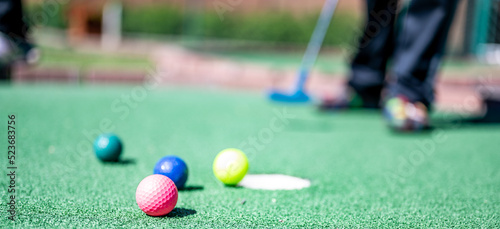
left=101, top=158, right=136, bottom=165
left=0, top=0, right=39, bottom=81
left=475, top=86, right=500, bottom=123
left=178, top=185, right=204, bottom=191
left=0, top=0, right=28, bottom=41
left=481, top=97, right=500, bottom=123
left=0, top=33, right=12, bottom=81
left=0, top=0, right=25, bottom=81
left=165, top=208, right=196, bottom=218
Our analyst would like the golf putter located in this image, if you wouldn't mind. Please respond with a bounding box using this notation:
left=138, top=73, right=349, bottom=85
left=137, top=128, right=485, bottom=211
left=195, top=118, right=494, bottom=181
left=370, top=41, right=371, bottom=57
left=269, top=0, right=339, bottom=103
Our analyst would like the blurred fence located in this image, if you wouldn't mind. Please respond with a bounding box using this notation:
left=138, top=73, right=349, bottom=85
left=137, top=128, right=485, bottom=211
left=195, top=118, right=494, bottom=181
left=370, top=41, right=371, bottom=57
left=464, top=0, right=500, bottom=63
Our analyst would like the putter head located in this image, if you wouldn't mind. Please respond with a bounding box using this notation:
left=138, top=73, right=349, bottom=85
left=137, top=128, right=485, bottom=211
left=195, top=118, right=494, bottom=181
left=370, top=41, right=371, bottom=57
left=268, top=89, right=310, bottom=103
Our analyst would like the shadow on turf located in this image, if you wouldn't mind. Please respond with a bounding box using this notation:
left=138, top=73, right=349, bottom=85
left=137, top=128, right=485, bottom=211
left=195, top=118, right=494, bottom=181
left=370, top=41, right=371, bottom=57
left=102, top=158, right=136, bottom=165
left=432, top=116, right=500, bottom=130
left=387, top=115, right=500, bottom=136
left=165, top=208, right=197, bottom=218
left=178, top=186, right=204, bottom=192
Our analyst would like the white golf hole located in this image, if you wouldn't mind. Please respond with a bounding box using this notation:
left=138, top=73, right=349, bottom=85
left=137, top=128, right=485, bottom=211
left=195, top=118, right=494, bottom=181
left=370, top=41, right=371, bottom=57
left=237, top=174, right=311, bottom=190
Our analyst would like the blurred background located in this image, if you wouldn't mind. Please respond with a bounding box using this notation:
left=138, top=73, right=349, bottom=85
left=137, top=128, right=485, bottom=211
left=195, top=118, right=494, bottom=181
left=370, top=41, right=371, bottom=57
left=4, top=0, right=500, bottom=112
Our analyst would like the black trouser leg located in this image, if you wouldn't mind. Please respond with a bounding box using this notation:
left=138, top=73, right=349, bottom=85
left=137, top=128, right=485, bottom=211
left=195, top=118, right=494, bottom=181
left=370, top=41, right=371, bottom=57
left=390, top=0, right=459, bottom=107
left=0, top=0, right=32, bottom=55
left=0, top=63, right=11, bottom=81
left=349, top=0, right=399, bottom=106
left=0, top=0, right=28, bottom=39
left=0, top=0, right=29, bottom=82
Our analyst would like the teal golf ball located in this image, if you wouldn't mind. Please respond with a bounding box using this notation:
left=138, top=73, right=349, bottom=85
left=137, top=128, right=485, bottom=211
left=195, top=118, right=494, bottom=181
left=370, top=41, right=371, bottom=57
left=93, top=134, right=123, bottom=162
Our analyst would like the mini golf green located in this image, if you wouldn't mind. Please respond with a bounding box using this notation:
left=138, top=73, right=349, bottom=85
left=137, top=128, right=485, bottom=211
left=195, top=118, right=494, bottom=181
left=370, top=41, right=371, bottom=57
left=0, top=84, right=499, bottom=228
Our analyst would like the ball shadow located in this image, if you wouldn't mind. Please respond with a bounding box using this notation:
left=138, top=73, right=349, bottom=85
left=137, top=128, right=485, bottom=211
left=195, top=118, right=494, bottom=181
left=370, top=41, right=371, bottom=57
left=178, top=186, right=204, bottom=192
left=118, top=158, right=136, bottom=164
left=166, top=208, right=197, bottom=218
left=224, top=185, right=243, bottom=189
left=101, top=158, right=136, bottom=165
left=386, top=126, right=435, bottom=136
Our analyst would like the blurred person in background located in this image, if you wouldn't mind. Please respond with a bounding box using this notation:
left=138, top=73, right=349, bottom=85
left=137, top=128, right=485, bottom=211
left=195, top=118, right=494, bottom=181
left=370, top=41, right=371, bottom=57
left=320, top=0, right=459, bottom=131
left=0, top=0, right=39, bottom=81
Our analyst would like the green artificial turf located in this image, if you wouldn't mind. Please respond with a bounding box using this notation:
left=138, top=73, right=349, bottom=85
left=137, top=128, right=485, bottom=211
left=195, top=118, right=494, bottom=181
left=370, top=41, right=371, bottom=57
left=0, top=84, right=499, bottom=228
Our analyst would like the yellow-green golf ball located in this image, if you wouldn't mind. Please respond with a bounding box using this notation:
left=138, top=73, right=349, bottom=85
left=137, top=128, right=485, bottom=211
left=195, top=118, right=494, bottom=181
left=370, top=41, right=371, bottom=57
left=213, top=148, right=249, bottom=185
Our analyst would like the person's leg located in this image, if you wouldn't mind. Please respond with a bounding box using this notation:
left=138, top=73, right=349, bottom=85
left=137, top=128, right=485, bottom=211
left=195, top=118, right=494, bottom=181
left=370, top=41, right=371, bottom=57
left=348, top=0, right=399, bottom=107
left=390, top=0, right=459, bottom=108
left=0, top=0, right=37, bottom=63
left=0, top=0, right=29, bottom=40
left=383, top=0, right=459, bottom=131
left=0, top=63, right=11, bottom=81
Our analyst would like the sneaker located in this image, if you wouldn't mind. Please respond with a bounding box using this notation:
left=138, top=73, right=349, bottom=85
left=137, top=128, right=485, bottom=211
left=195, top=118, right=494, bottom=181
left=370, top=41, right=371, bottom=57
left=383, top=95, right=429, bottom=131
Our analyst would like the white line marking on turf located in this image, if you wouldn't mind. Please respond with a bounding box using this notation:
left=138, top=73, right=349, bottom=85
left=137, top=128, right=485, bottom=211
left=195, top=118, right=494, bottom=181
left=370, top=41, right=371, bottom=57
left=237, top=174, right=311, bottom=190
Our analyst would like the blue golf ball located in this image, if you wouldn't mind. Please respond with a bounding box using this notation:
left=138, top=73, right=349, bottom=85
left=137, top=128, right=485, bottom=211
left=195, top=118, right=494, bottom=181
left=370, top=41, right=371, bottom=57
left=153, top=156, right=188, bottom=188
left=93, top=134, right=123, bottom=162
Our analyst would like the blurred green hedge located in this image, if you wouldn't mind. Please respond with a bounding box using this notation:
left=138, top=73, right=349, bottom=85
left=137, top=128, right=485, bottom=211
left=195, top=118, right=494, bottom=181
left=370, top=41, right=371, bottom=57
left=24, top=3, right=67, bottom=29
left=25, top=4, right=362, bottom=47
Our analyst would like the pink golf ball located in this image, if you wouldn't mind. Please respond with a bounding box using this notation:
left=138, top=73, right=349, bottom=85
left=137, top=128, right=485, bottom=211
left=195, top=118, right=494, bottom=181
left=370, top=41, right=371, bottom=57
left=135, top=175, right=178, bottom=216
